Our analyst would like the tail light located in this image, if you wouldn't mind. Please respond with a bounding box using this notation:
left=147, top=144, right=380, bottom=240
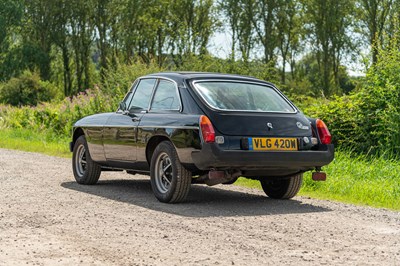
left=200, top=115, right=215, bottom=143
left=316, top=119, right=331, bottom=144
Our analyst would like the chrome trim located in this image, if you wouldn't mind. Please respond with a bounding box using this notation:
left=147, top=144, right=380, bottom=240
left=191, top=79, right=298, bottom=114
left=77, top=125, right=105, bottom=128
left=138, top=125, right=199, bottom=130
left=103, top=125, right=136, bottom=128
left=78, top=125, right=199, bottom=130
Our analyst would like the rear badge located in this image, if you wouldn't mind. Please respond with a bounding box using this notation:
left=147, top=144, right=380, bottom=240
left=296, top=122, right=310, bottom=130
left=267, top=122, right=273, bottom=130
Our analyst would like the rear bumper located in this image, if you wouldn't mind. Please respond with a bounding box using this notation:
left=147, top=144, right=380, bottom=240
left=191, top=143, right=334, bottom=171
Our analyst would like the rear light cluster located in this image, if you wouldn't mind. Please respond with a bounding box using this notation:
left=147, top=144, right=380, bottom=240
left=316, top=119, right=332, bottom=144
left=199, top=115, right=331, bottom=145
left=200, top=115, right=215, bottom=143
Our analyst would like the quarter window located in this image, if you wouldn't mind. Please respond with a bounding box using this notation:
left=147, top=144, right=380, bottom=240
left=128, top=79, right=156, bottom=112
left=122, top=92, right=133, bottom=109
left=151, top=80, right=180, bottom=110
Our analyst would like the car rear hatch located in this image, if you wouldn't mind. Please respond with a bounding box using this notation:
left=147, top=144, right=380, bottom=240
left=188, top=79, right=315, bottom=151
left=206, top=111, right=314, bottom=151
left=206, top=111, right=312, bottom=137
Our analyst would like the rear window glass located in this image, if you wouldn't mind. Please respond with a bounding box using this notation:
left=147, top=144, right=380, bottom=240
left=193, top=81, right=296, bottom=113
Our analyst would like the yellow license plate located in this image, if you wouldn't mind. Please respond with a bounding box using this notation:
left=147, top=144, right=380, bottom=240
left=249, top=137, right=298, bottom=151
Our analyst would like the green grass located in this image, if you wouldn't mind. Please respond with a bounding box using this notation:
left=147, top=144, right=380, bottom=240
left=0, top=128, right=71, bottom=158
left=299, top=151, right=400, bottom=210
left=236, top=151, right=400, bottom=210
left=0, top=128, right=399, bottom=210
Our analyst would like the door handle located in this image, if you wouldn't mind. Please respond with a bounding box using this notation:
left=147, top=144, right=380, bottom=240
left=132, top=117, right=141, bottom=122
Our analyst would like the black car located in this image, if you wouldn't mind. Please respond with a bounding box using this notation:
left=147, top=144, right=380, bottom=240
left=70, top=72, right=334, bottom=203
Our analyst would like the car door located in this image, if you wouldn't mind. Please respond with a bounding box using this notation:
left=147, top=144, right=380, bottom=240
left=103, top=78, right=156, bottom=162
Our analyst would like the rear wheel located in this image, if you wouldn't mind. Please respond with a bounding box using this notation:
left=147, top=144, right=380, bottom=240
left=150, top=141, right=192, bottom=203
left=260, top=174, right=303, bottom=199
left=72, top=135, right=101, bottom=185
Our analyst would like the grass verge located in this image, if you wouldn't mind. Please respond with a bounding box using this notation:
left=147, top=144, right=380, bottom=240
left=236, top=151, right=400, bottom=210
left=0, top=128, right=71, bottom=158
left=0, top=128, right=399, bottom=210
left=300, top=151, right=400, bottom=210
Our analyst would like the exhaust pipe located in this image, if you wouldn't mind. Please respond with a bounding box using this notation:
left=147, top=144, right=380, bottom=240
left=199, top=170, right=242, bottom=186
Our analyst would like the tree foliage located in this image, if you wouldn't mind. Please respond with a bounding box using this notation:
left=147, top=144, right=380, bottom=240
left=0, top=0, right=399, bottom=101
left=0, top=70, right=59, bottom=106
left=305, top=30, right=400, bottom=156
left=357, top=0, right=394, bottom=64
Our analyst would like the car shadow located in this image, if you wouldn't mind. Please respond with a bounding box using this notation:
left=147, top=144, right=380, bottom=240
left=61, top=179, right=331, bottom=218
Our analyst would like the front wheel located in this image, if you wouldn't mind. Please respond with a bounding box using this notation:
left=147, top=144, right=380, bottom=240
left=260, top=174, right=303, bottom=199
left=150, top=141, right=191, bottom=203
left=72, top=135, right=101, bottom=185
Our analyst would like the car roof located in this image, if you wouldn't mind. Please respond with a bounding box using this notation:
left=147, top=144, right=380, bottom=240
left=146, top=72, right=275, bottom=87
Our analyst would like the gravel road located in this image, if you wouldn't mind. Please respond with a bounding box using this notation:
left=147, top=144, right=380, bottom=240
left=0, top=148, right=399, bottom=265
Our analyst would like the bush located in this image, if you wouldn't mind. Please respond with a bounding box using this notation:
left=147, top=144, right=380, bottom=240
left=0, top=70, right=60, bottom=106
left=305, top=36, right=400, bottom=156
left=0, top=60, right=168, bottom=136
left=101, top=59, right=165, bottom=104
left=0, top=87, right=116, bottom=136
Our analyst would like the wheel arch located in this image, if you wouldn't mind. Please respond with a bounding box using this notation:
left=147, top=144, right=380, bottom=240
left=146, top=135, right=171, bottom=165
left=72, top=127, right=85, bottom=147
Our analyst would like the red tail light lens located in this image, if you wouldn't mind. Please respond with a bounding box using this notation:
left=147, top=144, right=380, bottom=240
left=200, top=115, right=215, bottom=143
left=316, top=119, right=331, bottom=144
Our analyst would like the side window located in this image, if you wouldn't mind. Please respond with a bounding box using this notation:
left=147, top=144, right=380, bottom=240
left=122, top=80, right=138, bottom=109
left=128, top=79, right=156, bottom=112
left=151, top=80, right=180, bottom=111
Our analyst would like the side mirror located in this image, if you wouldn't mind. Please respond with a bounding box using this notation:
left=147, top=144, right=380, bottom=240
left=119, top=101, right=127, bottom=111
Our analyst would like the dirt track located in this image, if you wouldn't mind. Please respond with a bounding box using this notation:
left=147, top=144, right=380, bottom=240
left=0, top=148, right=399, bottom=265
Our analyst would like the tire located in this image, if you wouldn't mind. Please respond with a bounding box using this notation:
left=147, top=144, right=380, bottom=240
left=260, top=174, right=303, bottom=199
left=150, top=141, right=191, bottom=203
left=72, top=135, right=101, bottom=185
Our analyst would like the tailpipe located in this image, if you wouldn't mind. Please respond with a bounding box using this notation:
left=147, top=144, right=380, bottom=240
left=200, top=170, right=242, bottom=186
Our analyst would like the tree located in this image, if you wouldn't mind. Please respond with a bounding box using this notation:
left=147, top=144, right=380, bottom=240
left=219, top=0, right=241, bottom=61
left=303, top=0, right=354, bottom=96
left=168, top=0, right=217, bottom=66
left=22, top=0, right=53, bottom=81
left=94, top=0, right=112, bottom=78
left=69, top=0, right=95, bottom=93
left=251, top=0, right=279, bottom=64
left=237, top=0, right=256, bottom=63
left=357, top=0, right=393, bottom=64
left=275, top=0, right=303, bottom=83
left=0, top=0, right=23, bottom=81
left=49, top=0, right=73, bottom=96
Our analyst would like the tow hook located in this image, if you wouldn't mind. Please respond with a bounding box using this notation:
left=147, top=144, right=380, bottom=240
left=312, top=167, right=327, bottom=181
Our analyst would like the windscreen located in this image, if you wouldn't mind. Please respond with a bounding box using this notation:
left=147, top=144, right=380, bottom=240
left=193, top=81, right=296, bottom=113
